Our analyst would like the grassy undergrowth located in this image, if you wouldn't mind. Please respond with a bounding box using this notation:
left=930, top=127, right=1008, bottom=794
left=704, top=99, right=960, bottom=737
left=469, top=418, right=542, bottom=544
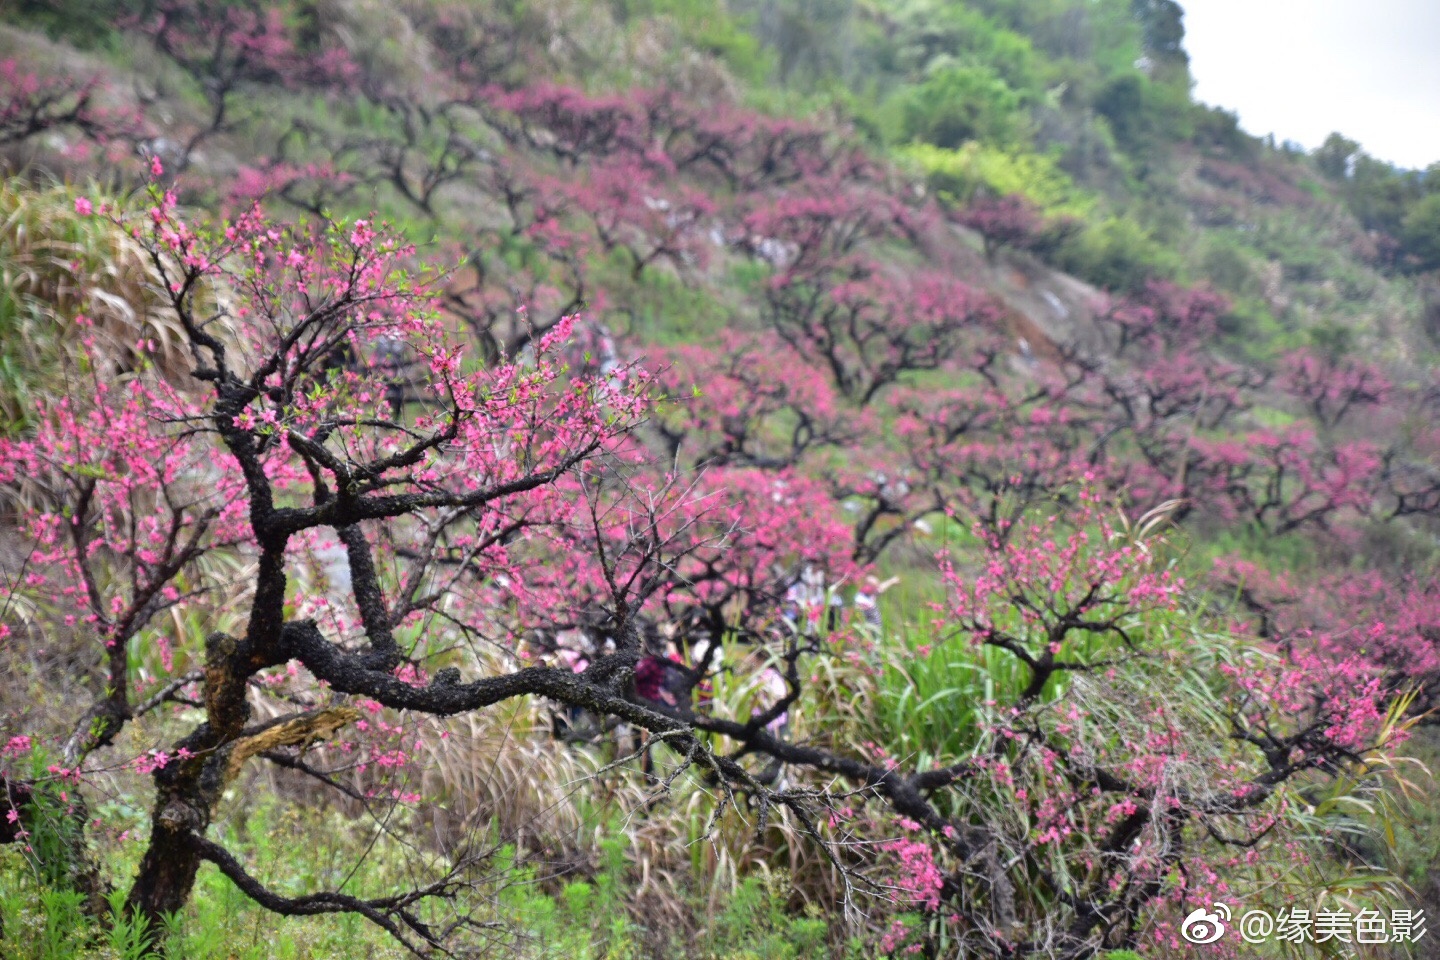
left=0, top=799, right=841, bottom=960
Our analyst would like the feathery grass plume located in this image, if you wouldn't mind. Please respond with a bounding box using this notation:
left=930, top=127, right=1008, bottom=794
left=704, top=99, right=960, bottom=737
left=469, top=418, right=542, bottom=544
left=0, top=180, right=226, bottom=433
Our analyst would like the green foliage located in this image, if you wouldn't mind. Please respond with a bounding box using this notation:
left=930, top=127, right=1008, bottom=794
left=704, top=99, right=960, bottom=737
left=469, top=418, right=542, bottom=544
left=872, top=621, right=1025, bottom=768
left=1051, top=214, right=1178, bottom=293
left=878, top=0, right=1042, bottom=93
left=614, top=0, right=773, bottom=83
left=1131, top=0, right=1185, bottom=64
left=1315, top=138, right=1436, bottom=256
left=3, top=745, right=102, bottom=899
left=104, top=888, right=156, bottom=960
left=1214, top=298, right=1286, bottom=360
left=1191, top=105, right=1257, bottom=161
left=494, top=839, right=642, bottom=959
left=902, top=142, right=1093, bottom=217
left=6, top=0, right=125, bottom=49
left=1199, top=237, right=1258, bottom=297
left=1093, top=69, right=1192, bottom=159
left=1347, top=155, right=1422, bottom=237
left=901, top=64, right=1026, bottom=149
left=0, top=180, right=187, bottom=434
left=1401, top=192, right=1440, bottom=272
left=1095, top=77, right=1150, bottom=139
left=0, top=856, right=101, bottom=960
left=0, top=844, right=159, bottom=960
left=962, top=0, right=1142, bottom=76
left=1314, top=132, right=1361, bottom=182
left=1377, top=729, right=1440, bottom=895
left=610, top=254, right=738, bottom=344
left=732, top=0, right=859, bottom=85
left=702, top=877, right=828, bottom=959
left=1198, top=524, right=1323, bottom=578
left=0, top=798, right=837, bottom=960
left=867, top=523, right=1194, bottom=783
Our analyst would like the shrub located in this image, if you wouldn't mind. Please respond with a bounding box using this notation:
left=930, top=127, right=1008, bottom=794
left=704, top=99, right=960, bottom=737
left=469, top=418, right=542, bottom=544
left=1401, top=192, right=1440, bottom=272
left=901, top=64, right=1026, bottom=149
left=1051, top=215, right=1179, bottom=293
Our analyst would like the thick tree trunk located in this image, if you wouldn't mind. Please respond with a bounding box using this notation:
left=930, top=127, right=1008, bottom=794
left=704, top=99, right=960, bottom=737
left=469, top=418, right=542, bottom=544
left=127, top=777, right=212, bottom=929
left=126, top=627, right=262, bottom=933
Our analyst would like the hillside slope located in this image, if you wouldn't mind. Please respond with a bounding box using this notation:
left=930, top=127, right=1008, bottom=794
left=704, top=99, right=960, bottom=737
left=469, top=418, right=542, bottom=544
left=3, top=2, right=1440, bottom=958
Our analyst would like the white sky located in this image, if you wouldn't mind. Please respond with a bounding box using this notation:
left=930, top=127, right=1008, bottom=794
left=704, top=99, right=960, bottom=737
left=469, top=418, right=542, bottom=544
left=1181, top=0, right=1440, bottom=171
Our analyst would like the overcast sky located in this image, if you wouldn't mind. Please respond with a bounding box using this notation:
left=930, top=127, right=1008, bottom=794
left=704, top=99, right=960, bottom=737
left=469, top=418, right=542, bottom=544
left=1181, top=0, right=1440, bottom=171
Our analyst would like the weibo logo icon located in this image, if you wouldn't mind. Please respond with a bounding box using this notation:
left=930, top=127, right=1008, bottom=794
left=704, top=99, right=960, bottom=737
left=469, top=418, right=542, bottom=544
left=1180, top=903, right=1231, bottom=944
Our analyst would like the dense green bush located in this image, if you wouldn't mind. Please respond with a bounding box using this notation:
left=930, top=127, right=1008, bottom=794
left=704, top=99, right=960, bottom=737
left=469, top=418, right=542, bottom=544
left=614, top=0, right=773, bottom=83
left=0, top=809, right=839, bottom=960
left=1051, top=214, right=1178, bottom=292
left=1093, top=69, right=1192, bottom=159
left=903, top=141, right=1092, bottom=216
left=1401, top=192, right=1440, bottom=273
left=901, top=64, right=1026, bottom=148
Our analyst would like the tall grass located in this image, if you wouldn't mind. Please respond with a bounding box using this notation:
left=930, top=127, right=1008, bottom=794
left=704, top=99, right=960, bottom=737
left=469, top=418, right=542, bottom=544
left=0, top=181, right=189, bottom=431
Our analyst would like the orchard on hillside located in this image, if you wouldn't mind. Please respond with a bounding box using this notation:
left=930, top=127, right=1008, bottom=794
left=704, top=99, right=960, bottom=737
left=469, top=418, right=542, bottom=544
left=2, top=4, right=1440, bottom=957
left=0, top=186, right=1418, bottom=958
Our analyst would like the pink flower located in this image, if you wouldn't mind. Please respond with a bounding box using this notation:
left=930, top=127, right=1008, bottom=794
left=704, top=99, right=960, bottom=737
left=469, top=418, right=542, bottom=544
left=74, top=197, right=93, bottom=216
